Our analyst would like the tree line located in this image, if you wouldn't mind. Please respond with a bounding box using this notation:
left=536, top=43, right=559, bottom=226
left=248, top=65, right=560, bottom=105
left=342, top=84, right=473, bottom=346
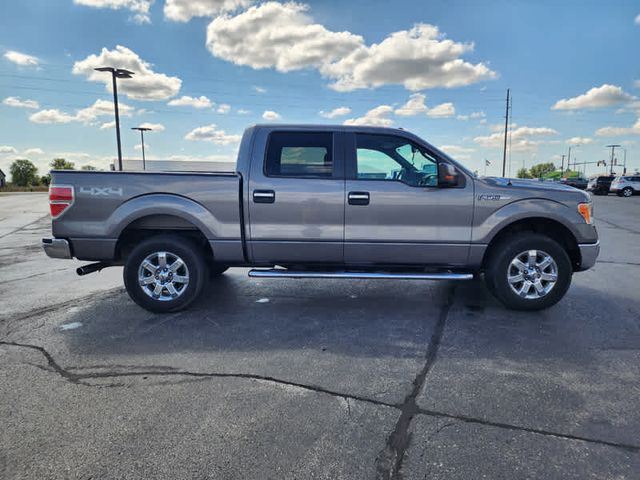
left=516, top=162, right=581, bottom=180
left=7, top=158, right=96, bottom=187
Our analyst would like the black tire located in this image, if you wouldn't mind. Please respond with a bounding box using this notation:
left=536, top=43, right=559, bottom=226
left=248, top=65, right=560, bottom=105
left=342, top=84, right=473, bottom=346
left=124, top=235, right=208, bottom=313
left=209, top=264, right=229, bottom=278
left=484, top=233, right=572, bottom=311
left=622, top=187, right=633, bottom=197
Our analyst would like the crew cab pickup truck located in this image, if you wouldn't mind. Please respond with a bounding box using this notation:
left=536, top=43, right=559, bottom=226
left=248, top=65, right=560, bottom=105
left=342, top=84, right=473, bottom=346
left=43, top=125, right=599, bottom=312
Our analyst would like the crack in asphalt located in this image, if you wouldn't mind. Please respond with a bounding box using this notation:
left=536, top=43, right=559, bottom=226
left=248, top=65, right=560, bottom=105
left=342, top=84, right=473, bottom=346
left=1, top=337, right=639, bottom=457
left=375, top=286, right=456, bottom=480
left=0, top=214, right=50, bottom=240
left=596, top=260, right=640, bottom=267
left=596, top=218, right=640, bottom=235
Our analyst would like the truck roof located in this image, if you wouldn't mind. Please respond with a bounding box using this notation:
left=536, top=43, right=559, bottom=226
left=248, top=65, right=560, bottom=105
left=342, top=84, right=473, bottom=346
left=251, top=123, right=411, bottom=135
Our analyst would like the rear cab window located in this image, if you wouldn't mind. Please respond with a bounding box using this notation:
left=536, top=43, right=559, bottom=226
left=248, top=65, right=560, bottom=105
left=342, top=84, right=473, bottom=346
left=265, top=132, right=335, bottom=178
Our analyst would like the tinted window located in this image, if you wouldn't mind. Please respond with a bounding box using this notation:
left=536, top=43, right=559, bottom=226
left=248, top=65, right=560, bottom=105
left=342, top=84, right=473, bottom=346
left=355, top=134, right=438, bottom=187
left=266, top=132, right=333, bottom=178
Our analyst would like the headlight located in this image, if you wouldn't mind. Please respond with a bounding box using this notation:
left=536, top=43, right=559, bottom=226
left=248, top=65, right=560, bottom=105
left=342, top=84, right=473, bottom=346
left=578, top=202, right=593, bottom=224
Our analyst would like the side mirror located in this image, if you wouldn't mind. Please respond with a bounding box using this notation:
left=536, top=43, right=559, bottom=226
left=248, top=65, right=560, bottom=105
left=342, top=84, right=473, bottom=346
left=438, top=163, right=459, bottom=187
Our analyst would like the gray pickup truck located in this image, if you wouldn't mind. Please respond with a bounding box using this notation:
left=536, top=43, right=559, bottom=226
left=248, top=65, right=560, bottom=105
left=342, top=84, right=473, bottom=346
left=43, top=124, right=599, bottom=312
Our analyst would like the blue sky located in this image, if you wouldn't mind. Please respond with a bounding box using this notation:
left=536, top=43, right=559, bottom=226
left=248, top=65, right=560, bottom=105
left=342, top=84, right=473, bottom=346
left=1, top=0, right=639, bottom=179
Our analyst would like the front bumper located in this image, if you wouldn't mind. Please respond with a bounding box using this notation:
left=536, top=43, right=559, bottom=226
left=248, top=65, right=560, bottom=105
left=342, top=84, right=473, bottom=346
left=578, top=240, right=600, bottom=270
left=42, top=238, right=72, bottom=259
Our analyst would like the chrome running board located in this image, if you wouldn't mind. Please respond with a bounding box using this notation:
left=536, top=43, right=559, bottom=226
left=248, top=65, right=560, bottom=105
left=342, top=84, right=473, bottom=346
left=248, top=269, right=474, bottom=281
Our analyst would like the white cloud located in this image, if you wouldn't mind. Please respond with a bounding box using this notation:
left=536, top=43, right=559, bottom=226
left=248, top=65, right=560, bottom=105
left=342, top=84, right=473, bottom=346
left=343, top=105, right=394, bottom=127
left=395, top=93, right=428, bottom=116
left=552, top=84, right=635, bottom=110
left=457, top=111, right=485, bottom=121
left=253, top=86, right=266, bottom=94
left=4, top=50, right=39, bottom=66
left=319, top=106, right=351, bottom=119
left=439, top=144, right=475, bottom=160
left=426, top=102, right=455, bottom=118
left=636, top=14, right=640, bottom=25
left=2, top=96, right=39, bottom=109
left=262, top=110, right=281, bottom=120
left=185, top=124, right=241, bottom=145
left=100, top=121, right=116, bottom=129
left=168, top=95, right=213, bottom=108
left=164, top=0, right=252, bottom=22
left=566, top=137, right=592, bottom=145
left=73, top=0, right=153, bottom=24
left=138, top=122, right=165, bottom=131
left=73, top=45, right=182, bottom=101
left=0, top=146, right=18, bottom=154
left=217, top=103, right=231, bottom=114
left=206, top=3, right=495, bottom=92
left=29, top=109, right=77, bottom=124
left=207, top=2, right=362, bottom=73
left=23, top=148, right=44, bottom=156
left=474, top=126, right=558, bottom=152
left=635, top=80, right=640, bottom=89
left=237, top=109, right=251, bottom=115
left=323, top=24, right=496, bottom=92
left=595, top=118, right=640, bottom=137
left=29, top=99, right=132, bottom=125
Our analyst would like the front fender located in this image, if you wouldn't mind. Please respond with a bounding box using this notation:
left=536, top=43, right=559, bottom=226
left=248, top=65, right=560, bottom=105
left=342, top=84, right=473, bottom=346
left=472, top=198, right=588, bottom=244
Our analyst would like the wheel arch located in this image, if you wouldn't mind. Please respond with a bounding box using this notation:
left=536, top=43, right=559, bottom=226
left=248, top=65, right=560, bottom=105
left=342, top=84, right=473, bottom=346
left=482, top=217, right=580, bottom=270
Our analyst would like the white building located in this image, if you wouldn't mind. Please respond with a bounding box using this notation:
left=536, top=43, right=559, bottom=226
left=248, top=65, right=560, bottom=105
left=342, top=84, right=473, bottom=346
left=111, top=159, right=236, bottom=172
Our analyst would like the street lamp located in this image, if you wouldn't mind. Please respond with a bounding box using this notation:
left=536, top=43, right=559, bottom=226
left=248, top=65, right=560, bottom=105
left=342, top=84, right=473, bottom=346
left=93, top=67, right=134, bottom=171
left=131, top=127, right=152, bottom=170
left=563, top=144, right=580, bottom=177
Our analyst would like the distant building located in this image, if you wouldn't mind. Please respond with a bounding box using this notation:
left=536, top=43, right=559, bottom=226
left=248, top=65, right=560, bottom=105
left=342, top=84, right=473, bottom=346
left=0, top=169, right=6, bottom=188
left=111, top=159, right=236, bottom=172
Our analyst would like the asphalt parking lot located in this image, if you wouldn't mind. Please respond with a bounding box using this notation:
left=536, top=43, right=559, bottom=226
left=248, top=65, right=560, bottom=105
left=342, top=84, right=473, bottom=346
left=1, top=192, right=639, bottom=479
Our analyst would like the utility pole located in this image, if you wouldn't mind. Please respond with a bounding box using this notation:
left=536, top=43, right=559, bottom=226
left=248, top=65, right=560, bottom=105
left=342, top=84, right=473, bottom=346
left=93, top=67, right=134, bottom=171
left=606, top=144, right=621, bottom=175
left=502, top=88, right=510, bottom=177
left=560, top=155, right=566, bottom=176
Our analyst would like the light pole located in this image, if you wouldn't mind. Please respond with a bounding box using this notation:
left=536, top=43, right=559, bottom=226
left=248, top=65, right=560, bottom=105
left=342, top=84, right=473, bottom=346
left=606, top=144, right=621, bottom=175
left=93, top=67, right=134, bottom=171
left=131, top=127, right=151, bottom=170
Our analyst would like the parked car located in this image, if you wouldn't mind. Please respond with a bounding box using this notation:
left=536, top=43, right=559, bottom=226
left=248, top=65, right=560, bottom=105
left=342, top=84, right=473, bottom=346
left=610, top=175, right=640, bottom=197
left=560, top=177, right=588, bottom=190
left=43, top=124, right=599, bottom=312
left=587, top=175, right=615, bottom=195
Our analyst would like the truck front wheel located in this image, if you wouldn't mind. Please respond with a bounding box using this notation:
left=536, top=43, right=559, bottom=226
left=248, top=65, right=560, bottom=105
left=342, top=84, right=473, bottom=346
left=124, top=235, right=207, bottom=313
left=484, top=233, right=572, bottom=311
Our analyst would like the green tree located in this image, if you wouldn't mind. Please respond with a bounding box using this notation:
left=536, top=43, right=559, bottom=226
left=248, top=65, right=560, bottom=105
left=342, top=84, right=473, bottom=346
left=529, top=162, right=556, bottom=178
left=81, top=165, right=97, bottom=171
left=516, top=168, right=531, bottom=179
left=9, top=159, right=39, bottom=187
left=51, top=158, right=75, bottom=170
left=40, top=174, right=51, bottom=186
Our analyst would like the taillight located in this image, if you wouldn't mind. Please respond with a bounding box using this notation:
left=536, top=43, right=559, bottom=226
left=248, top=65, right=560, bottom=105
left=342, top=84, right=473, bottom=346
left=49, top=185, right=74, bottom=218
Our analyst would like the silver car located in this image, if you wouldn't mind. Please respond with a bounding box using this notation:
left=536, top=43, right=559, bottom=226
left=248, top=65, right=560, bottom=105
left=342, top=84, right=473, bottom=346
left=610, top=175, right=640, bottom=197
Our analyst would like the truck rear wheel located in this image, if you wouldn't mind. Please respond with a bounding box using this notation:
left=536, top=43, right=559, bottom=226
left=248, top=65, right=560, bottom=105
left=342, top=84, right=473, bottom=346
left=484, top=233, right=572, bottom=311
left=124, top=235, right=207, bottom=313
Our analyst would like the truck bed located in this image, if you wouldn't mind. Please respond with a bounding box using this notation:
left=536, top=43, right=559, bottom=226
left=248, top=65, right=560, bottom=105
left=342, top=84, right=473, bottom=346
left=50, top=170, right=244, bottom=262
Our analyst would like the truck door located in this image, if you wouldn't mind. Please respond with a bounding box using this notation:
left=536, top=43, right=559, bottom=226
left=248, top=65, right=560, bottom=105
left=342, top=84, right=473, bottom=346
left=247, top=129, right=345, bottom=264
left=343, top=132, right=474, bottom=267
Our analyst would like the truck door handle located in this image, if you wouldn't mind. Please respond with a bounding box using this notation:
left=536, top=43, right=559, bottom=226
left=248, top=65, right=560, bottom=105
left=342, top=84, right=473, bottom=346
left=348, top=191, right=370, bottom=206
left=253, top=190, right=275, bottom=204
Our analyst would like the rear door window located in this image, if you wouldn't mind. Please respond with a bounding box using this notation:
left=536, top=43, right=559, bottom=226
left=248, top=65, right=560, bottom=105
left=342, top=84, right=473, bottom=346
left=265, top=132, right=334, bottom=178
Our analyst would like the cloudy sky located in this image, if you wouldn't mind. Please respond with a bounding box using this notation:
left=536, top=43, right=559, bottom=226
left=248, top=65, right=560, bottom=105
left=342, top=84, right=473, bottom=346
left=1, top=0, right=639, bottom=178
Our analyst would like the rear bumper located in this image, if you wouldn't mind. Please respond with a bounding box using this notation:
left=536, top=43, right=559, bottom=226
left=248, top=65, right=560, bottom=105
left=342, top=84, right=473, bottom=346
left=577, top=240, right=600, bottom=271
left=42, top=238, right=72, bottom=259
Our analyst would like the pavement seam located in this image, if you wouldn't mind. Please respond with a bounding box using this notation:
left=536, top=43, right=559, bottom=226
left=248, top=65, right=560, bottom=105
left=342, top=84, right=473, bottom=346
left=0, top=340, right=397, bottom=409
left=2, top=338, right=639, bottom=455
left=0, top=214, right=50, bottom=240
left=596, top=218, right=640, bottom=235
left=417, top=408, right=640, bottom=453
left=374, top=285, right=456, bottom=480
